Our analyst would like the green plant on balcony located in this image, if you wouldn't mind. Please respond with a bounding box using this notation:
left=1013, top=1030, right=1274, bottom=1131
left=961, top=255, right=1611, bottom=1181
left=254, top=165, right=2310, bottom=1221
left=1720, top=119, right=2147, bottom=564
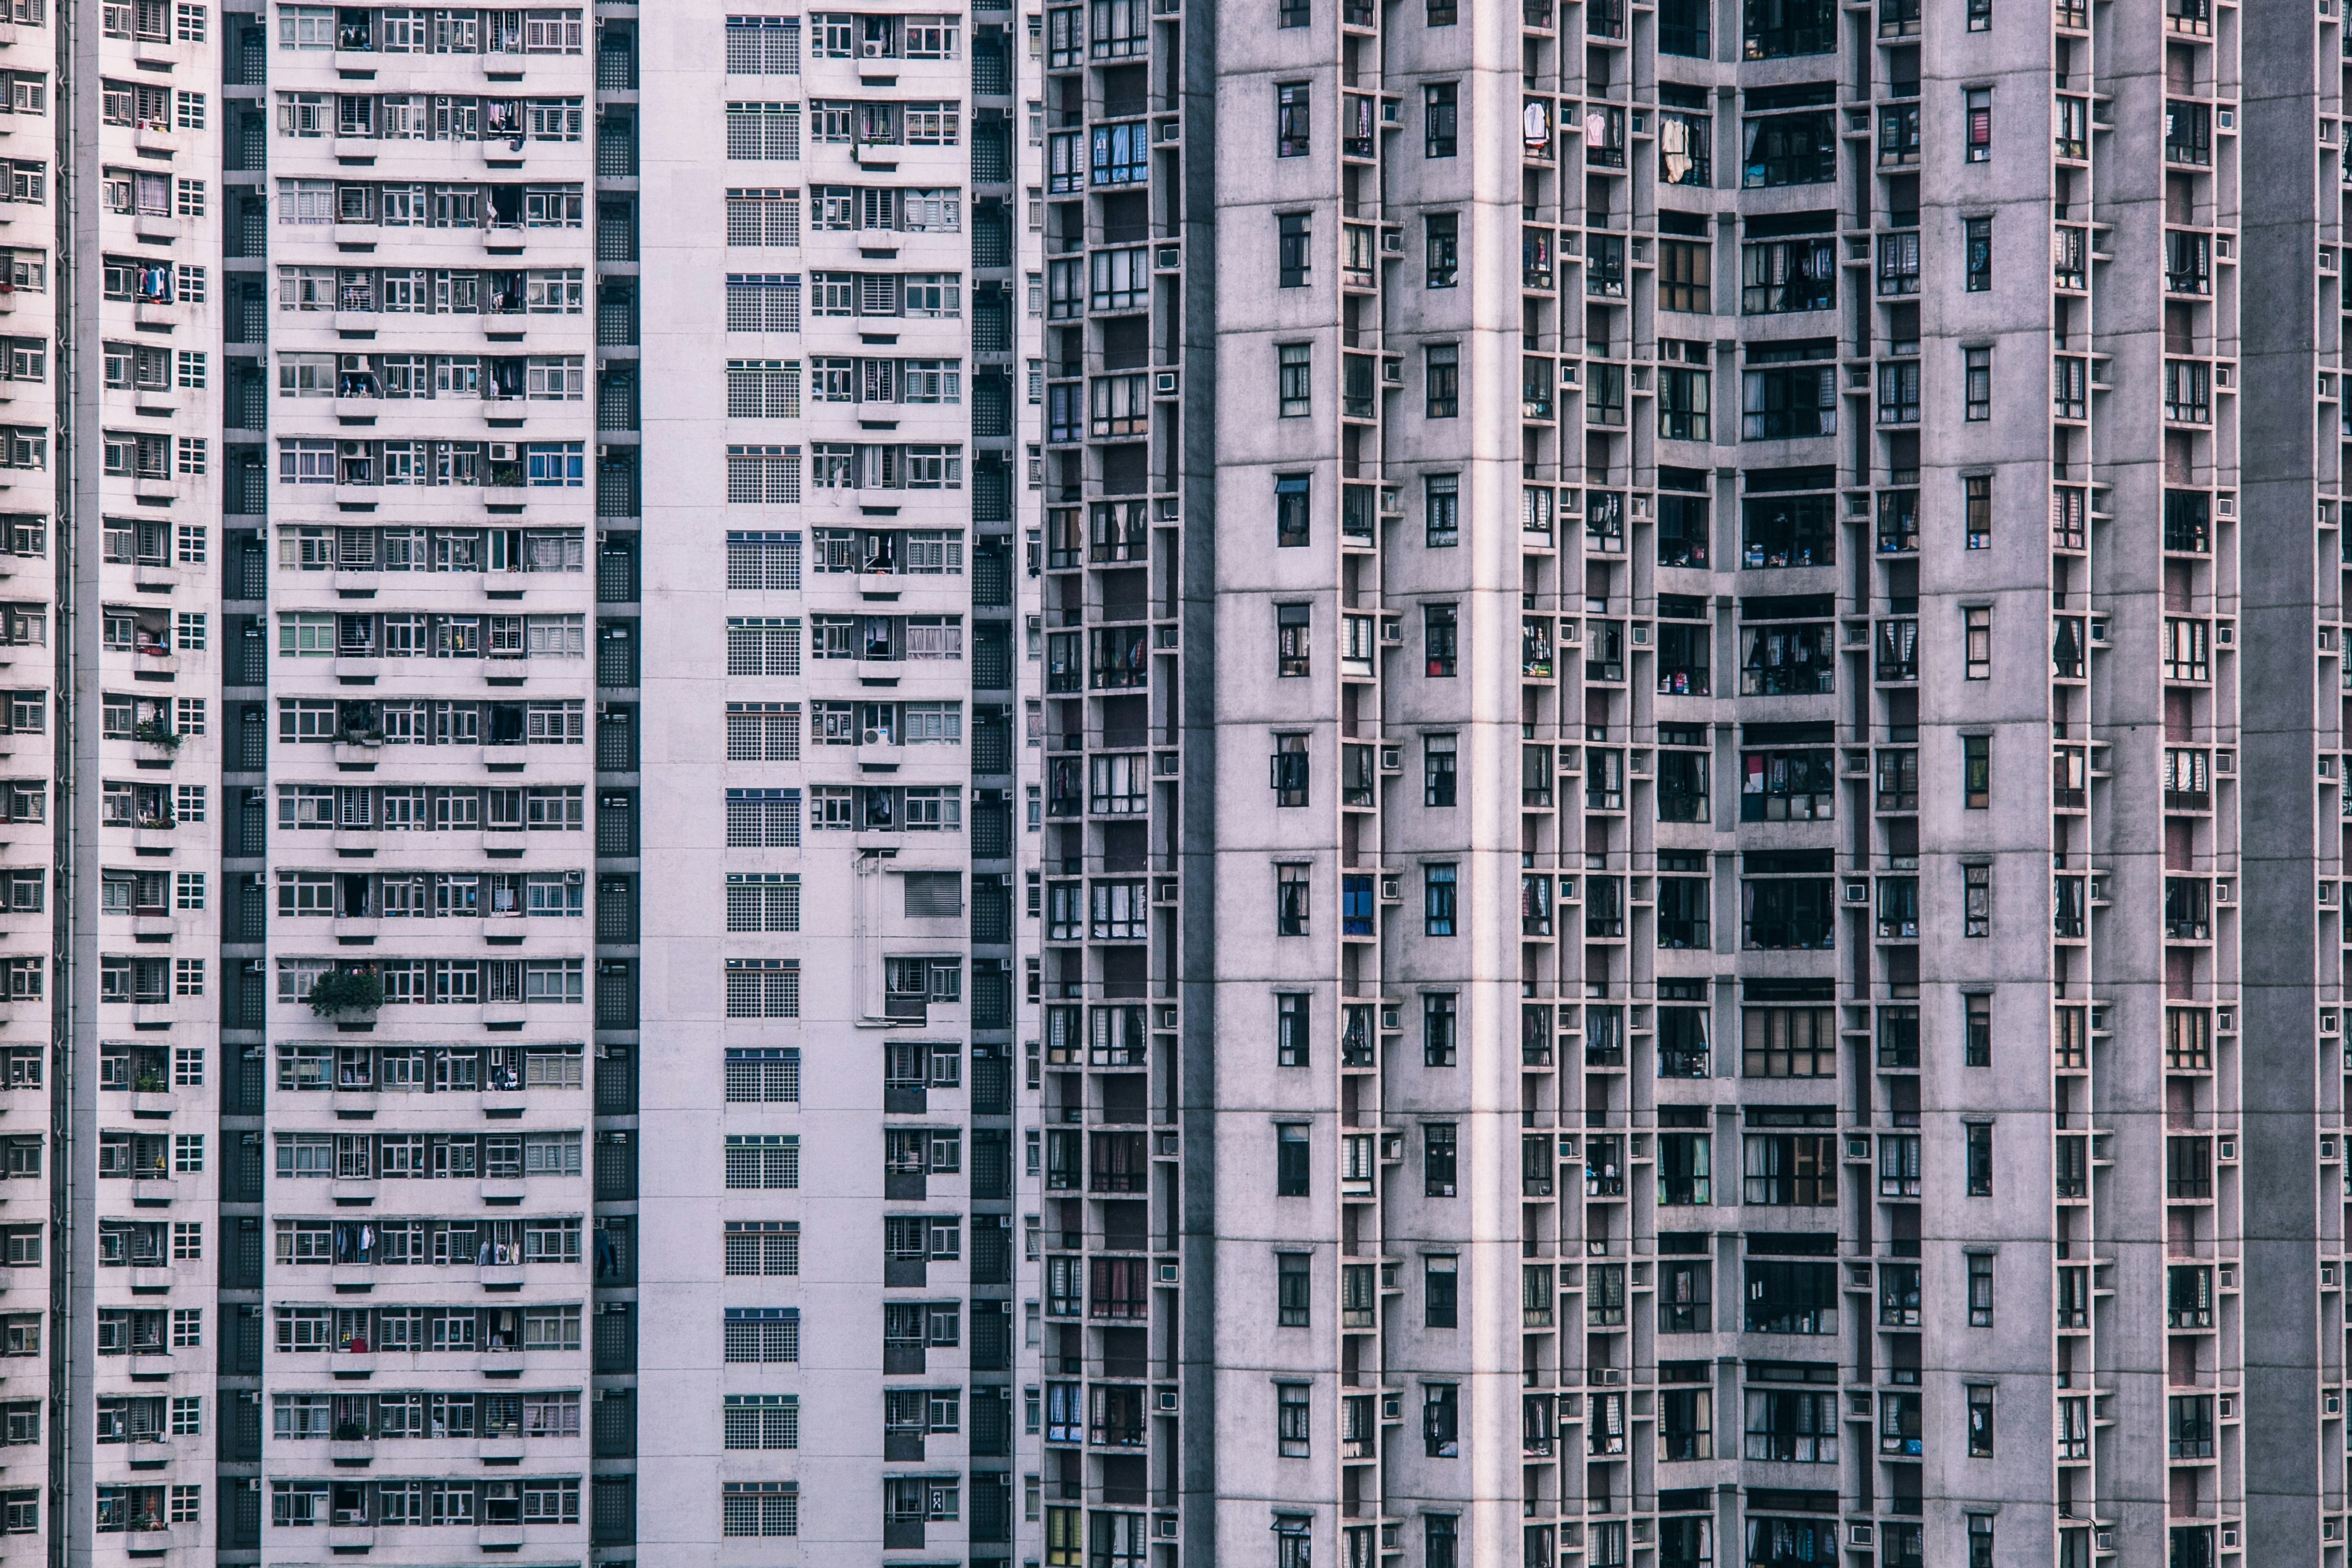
left=307, top=967, right=384, bottom=1017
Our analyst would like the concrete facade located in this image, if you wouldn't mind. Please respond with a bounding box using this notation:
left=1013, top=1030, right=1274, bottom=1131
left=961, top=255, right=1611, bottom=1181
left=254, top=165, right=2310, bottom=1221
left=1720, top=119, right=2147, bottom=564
left=5, top=0, right=2352, bottom=1564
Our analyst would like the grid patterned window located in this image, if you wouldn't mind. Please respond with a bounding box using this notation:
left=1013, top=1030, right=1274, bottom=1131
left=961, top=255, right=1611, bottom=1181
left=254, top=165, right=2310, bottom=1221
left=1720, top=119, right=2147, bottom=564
left=726, top=702, right=801, bottom=761
left=724, top=16, right=801, bottom=73
left=726, top=360, right=801, bottom=417
left=724, top=1048, right=801, bottom=1104
left=726, top=445, right=802, bottom=503
left=722, top=1394, right=800, bottom=1448
left=722, top=1220, right=801, bottom=1275
left=726, top=617, right=801, bottom=674
left=725, top=959, right=800, bottom=1017
left=725, top=273, right=802, bottom=331
left=726, top=102, right=801, bottom=159
left=726, top=530, right=801, bottom=588
left=721, top=1481, right=799, bottom=1536
left=724, top=1134, right=801, bottom=1189
left=726, top=188, right=801, bottom=246
left=724, top=789, right=801, bottom=846
left=726, top=872, right=801, bottom=929
left=723, top=1306, right=800, bottom=1362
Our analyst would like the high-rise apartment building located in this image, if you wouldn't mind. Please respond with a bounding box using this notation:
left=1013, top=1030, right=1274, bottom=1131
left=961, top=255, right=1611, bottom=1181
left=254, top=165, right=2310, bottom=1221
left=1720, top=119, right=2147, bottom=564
left=0, top=0, right=2349, bottom=1563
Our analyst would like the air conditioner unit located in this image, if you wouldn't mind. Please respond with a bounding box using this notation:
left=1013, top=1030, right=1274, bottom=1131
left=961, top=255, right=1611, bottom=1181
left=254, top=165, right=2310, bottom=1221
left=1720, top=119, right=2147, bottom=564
left=1378, top=874, right=1401, bottom=903
left=861, top=38, right=884, bottom=55
left=1378, top=617, right=1401, bottom=645
left=1848, top=1525, right=1874, bottom=1548
left=1379, top=227, right=1403, bottom=255
left=1844, top=880, right=1868, bottom=904
left=864, top=728, right=884, bottom=744
left=1377, top=745, right=1401, bottom=773
left=1380, top=357, right=1402, bottom=386
left=1153, top=370, right=1178, bottom=396
left=488, top=443, right=518, bottom=461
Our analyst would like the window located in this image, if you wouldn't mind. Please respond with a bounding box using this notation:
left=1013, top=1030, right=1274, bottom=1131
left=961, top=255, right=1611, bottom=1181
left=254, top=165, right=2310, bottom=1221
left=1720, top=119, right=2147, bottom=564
left=1424, top=1256, right=1458, bottom=1328
left=1741, top=340, right=1836, bottom=440
left=1424, top=733, right=1457, bottom=805
left=1964, top=606, right=1991, bottom=678
left=1425, top=212, right=1458, bottom=288
left=1964, top=217, right=1992, bottom=290
left=1658, top=239, right=1709, bottom=312
left=1742, top=97, right=1835, bottom=187
left=1276, top=604, right=1310, bottom=676
left=1657, top=878, right=1710, bottom=951
left=1961, top=346, right=1992, bottom=420
left=1749, top=1006, right=1834, bottom=1081
left=1744, top=1372, right=1837, bottom=1462
left=1274, top=474, right=1310, bottom=546
left=1952, top=1388, right=1994, bottom=1462
left=1423, top=84, right=1457, bottom=157
left=1278, top=0, right=1308, bottom=24
left=1276, top=343, right=1311, bottom=417
left=1742, top=864, right=1834, bottom=950
left=1659, top=1256, right=1710, bottom=1332
left=1965, top=994, right=1992, bottom=1067
left=1423, top=865, right=1456, bottom=937
left=1277, top=213, right=1309, bottom=286
left=1424, top=1124, right=1456, bottom=1197
left=1965, top=1251, right=1995, bottom=1326
left=1660, top=0, right=1708, bottom=54
left=1742, top=231, right=1835, bottom=314
left=1659, top=358, right=1710, bottom=441
left=1418, top=473, right=1461, bottom=548
left=721, top=1393, right=800, bottom=1453
left=1276, top=1125, right=1309, bottom=1197
left=1276, top=1252, right=1310, bottom=1325
left=1743, top=1118, right=1835, bottom=1205
left=1743, top=0, right=1833, bottom=55
left=1276, top=994, right=1308, bottom=1066
left=1659, top=111, right=1710, bottom=187
left=1275, top=82, right=1309, bottom=157
left=1276, top=865, right=1308, bottom=936
left=1276, top=1383, right=1310, bottom=1456
left=1744, top=1254, right=1835, bottom=1334
left=1405, top=993, right=1453, bottom=1067
left=1424, top=343, right=1458, bottom=417
left=1966, top=1123, right=1993, bottom=1194
left=721, top=1482, right=798, bottom=1538
left=1876, top=360, right=1920, bottom=425
left=1657, top=1131, right=1710, bottom=1204
left=1424, top=604, right=1457, bottom=676
left=1962, top=735, right=1990, bottom=808
left=1264, top=733, right=1310, bottom=809
left=1965, top=88, right=1991, bottom=161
